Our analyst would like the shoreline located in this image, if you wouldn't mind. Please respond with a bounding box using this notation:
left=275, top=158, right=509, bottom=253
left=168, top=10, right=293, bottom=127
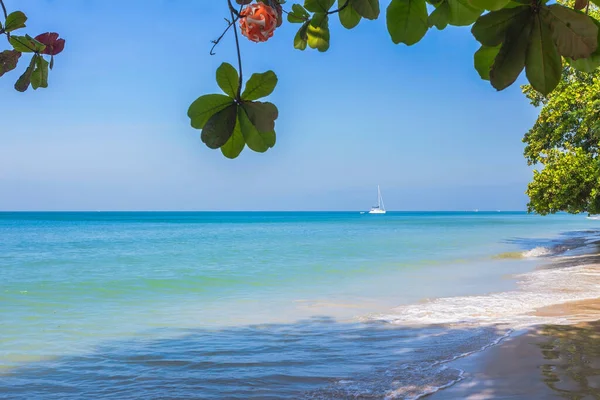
left=429, top=256, right=600, bottom=399
left=431, top=317, right=600, bottom=399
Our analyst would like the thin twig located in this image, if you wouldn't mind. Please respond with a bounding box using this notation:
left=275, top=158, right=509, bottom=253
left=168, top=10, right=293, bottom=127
left=0, top=0, right=8, bottom=20
left=228, top=0, right=241, bottom=18
left=229, top=1, right=243, bottom=101
left=210, top=17, right=238, bottom=55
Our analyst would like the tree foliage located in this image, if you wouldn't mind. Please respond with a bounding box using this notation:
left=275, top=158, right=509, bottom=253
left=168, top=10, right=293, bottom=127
left=0, top=2, right=64, bottom=92
left=3, top=0, right=600, bottom=161
left=523, top=60, right=600, bottom=214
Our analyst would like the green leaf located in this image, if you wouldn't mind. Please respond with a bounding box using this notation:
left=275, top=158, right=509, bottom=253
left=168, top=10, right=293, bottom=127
left=352, top=0, right=380, bottom=19
left=188, top=94, right=234, bottom=129
left=428, top=1, right=450, bottom=29
left=471, top=6, right=530, bottom=47
left=243, top=101, right=279, bottom=133
left=566, top=20, right=600, bottom=72
left=242, top=70, right=278, bottom=101
left=339, top=0, right=362, bottom=29
left=221, top=116, right=245, bottom=159
left=294, top=22, right=309, bottom=50
left=474, top=44, right=500, bottom=80
left=304, top=0, right=335, bottom=12
left=387, top=0, right=429, bottom=46
left=525, top=14, right=561, bottom=96
left=216, top=62, right=239, bottom=98
left=311, top=12, right=328, bottom=27
left=447, top=0, right=482, bottom=26
left=468, top=0, right=509, bottom=11
left=14, top=55, right=35, bottom=92
left=307, top=15, right=330, bottom=51
left=0, top=50, right=21, bottom=77
left=9, top=35, right=46, bottom=53
left=288, top=4, right=310, bottom=23
left=544, top=4, right=598, bottom=60
left=201, top=104, right=238, bottom=149
left=30, top=55, right=49, bottom=90
left=238, top=107, right=275, bottom=153
left=489, top=14, right=533, bottom=91
left=4, top=11, right=27, bottom=33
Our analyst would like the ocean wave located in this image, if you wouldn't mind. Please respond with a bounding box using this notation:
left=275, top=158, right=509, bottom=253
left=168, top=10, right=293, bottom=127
left=367, top=264, right=600, bottom=327
left=522, top=246, right=553, bottom=258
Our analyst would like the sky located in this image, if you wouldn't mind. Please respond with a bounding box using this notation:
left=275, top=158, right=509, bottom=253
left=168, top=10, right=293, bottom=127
left=0, top=0, right=541, bottom=211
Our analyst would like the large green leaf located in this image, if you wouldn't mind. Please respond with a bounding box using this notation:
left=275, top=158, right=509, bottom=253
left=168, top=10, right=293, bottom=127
left=238, top=107, right=275, bottom=153
left=471, top=6, right=530, bottom=46
left=30, top=55, right=49, bottom=90
left=447, top=0, right=482, bottom=26
left=242, top=70, right=278, bottom=101
left=525, top=14, right=561, bottom=96
left=567, top=19, right=600, bottom=72
left=14, top=56, right=35, bottom=92
left=294, top=22, right=309, bottom=50
left=188, top=94, right=234, bottom=129
left=9, top=35, right=46, bottom=53
left=339, top=0, right=362, bottom=29
left=288, top=3, right=310, bottom=23
left=428, top=2, right=450, bottom=29
left=544, top=4, right=598, bottom=60
left=243, top=101, right=279, bottom=133
left=4, top=11, right=27, bottom=33
left=490, top=15, right=533, bottom=91
left=201, top=104, right=238, bottom=149
left=387, top=0, right=429, bottom=45
left=468, top=0, right=509, bottom=11
left=304, top=0, right=335, bottom=12
left=474, top=44, right=500, bottom=80
left=307, top=14, right=330, bottom=51
left=216, top=62, right=239, bottom=98
left=221, top=116, right=245, bottom=159
left=0, top=50, right=21, bottom=77
left=352, top=0, right=380, bottom=19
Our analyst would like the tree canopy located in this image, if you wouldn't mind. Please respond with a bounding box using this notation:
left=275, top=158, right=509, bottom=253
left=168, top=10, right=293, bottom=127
left=523, top=64, right=600, bottom=215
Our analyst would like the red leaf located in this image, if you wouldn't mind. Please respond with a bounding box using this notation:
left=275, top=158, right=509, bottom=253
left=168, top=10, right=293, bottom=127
left=34, top=32, right=65, bottom=56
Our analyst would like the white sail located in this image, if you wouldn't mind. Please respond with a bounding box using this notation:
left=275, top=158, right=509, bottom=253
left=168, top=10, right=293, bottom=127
left=368, top=186, right=386, bottom=214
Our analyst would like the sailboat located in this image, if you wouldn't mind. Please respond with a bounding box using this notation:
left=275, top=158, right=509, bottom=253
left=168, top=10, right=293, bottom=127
left=368, top=186, right=386, bottom=214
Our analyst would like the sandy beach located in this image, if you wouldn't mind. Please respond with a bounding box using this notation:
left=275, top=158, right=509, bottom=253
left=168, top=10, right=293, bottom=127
left=432, top=298, right=600, bottom=399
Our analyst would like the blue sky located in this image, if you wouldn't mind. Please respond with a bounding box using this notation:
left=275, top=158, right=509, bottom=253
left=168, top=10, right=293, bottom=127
left=0, top=0, right=540, bottom=211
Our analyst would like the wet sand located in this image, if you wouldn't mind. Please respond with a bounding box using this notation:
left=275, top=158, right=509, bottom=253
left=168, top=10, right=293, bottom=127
left=432, top=300, right=600, bottom=399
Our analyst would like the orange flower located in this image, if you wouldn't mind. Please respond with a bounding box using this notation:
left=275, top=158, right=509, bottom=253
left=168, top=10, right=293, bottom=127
left=239, top=3, right=278, bottom=43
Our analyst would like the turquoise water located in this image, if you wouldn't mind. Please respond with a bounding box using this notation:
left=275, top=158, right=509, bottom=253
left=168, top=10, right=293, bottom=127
left=1, top=211, right=599, bottom=398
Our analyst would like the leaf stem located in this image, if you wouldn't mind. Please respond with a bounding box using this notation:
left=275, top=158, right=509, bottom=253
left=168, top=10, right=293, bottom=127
left=327, top=0, right=350, bottom=15
left=0, top=0, right=7, bottom=20
left=228, top=1, right=243, bottom=101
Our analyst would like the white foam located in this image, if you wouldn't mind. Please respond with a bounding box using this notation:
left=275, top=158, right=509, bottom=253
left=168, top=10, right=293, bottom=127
left=522, top=246, right=553, bottom=258
left=368, top=264, right=600, bottom=328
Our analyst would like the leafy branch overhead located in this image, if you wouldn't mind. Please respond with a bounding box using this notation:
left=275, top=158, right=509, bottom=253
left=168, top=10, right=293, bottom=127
left=3, top=0, right=600, bottom=160
left=0, top=1, right=65, bottom=91
left=184, top=0, right=600, bottom=158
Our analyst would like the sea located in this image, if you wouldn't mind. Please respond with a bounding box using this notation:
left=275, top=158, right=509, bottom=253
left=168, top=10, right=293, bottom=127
left=2, top=211, right=600, bottom=399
